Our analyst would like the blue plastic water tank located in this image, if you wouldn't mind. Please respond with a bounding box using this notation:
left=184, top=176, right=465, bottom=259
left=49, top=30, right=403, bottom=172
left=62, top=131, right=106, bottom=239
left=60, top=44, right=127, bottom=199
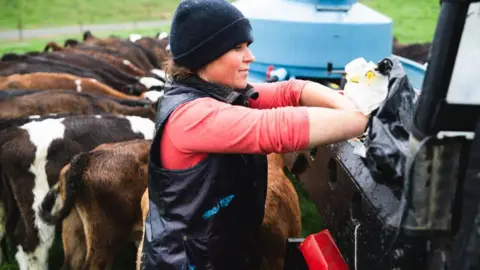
left=232, top=0, right=393, bottom=82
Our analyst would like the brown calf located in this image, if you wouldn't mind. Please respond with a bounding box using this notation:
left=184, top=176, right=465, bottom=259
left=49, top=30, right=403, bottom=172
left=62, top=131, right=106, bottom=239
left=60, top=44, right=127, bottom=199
left=44, top=42, right=147, bottom=77
left=0, top=90, right=156, bottom=121
left=0, top=72, right=141, bottom=100
left=133, top=35, right=171, bottom=67
left=40, top=145, right=301, bottom=270
left=39, top=139, right=151, bottom=270
left=258, top=153, right=302, bottom=270
left=135, top=153, right=302, bottom=270
left=392, top=37, right=431, bottom=64
left=82, top=31, right=156, bottom=71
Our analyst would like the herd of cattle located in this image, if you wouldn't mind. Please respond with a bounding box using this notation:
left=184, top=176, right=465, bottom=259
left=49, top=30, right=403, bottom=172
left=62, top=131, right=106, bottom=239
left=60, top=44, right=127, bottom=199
left=0, top=29, right=431, bottom=270
left=0, top=30, right=170, bottom=270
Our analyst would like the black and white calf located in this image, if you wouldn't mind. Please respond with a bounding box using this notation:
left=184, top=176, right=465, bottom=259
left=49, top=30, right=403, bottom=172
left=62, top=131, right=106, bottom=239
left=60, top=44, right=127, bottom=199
left=0, top=114, right=154, bottom=270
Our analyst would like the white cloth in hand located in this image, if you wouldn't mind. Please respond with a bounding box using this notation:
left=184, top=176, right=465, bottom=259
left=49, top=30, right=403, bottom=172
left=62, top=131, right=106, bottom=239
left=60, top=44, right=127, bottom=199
left=343, top=57, right=389, bottom=116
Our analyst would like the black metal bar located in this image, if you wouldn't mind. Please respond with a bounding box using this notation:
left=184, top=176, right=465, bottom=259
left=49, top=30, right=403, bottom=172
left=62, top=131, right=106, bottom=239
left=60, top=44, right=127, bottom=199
left=393, top=1, right=480, bottom=269
left=401, top=0, right=478, bottom=236
left=411, top=1, right=471, bottom=139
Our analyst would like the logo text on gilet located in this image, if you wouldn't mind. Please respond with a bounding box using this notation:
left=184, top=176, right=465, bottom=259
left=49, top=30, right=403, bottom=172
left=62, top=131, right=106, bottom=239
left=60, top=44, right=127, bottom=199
left=202, top=194, right=235, bottom=220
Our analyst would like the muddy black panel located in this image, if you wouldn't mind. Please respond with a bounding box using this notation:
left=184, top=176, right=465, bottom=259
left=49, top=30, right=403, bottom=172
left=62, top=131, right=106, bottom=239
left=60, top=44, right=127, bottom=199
left=294, top=142, right=428, bottom=269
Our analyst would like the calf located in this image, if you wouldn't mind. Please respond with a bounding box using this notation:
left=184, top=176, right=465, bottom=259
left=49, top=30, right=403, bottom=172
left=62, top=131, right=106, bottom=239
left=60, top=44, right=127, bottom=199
left=0, top=90, right=158, bottom=121
left=68, top=44, right=165, bottom=81
left=0, top=89, right=39, bottom=101
left=392, top=37, right=431, bottom=64
left=0, top=114, right=154, bottom=270
left=37, top=51, right=165, bottom=93
left=0, top=89, right=155, bottom=106
left=127, top=39, right=161, bottom=70
left=45, top=42, right=147, bottom=77
left=79, top=31, right=166, bottom=80
left=1, top=53, right=163, bottom=95
left=40, top=139, right=152, bottom=270
left=132, top=34, right=170, bottom=68
left=129, top=32, right=170, bottom=67
left=0, top=113, right=79, bottom=131
left=258, top=153, right=302, bottom=270
left=135, top=153, right=301, bottom=270
left=39, top=148, right=301, bottom=270
left=25, top=52, right=141, bottom=86
left=82, top=31, right=157, bottom=72
left=0, top=72, right=142, bottom=100
left=1, top=54, right=108, bottom=85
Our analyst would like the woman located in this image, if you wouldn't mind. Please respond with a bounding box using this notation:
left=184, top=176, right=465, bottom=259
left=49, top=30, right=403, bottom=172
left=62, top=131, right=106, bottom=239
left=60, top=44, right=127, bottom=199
left=141, top=0, right=374, bottom=269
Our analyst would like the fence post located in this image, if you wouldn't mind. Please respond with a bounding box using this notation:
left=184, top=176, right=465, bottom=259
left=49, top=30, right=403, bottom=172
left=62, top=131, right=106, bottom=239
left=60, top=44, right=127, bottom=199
left=17, top=0, right=24, bottom=41
left=133, top=0, right=138, bottom=31
left=76, top=0, right=84, bottom=34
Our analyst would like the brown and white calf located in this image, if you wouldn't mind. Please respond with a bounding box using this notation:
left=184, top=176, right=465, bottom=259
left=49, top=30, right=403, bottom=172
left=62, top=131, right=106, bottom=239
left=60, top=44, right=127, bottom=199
left=0, top=115, right=154, bottom=270
left=1, top=52, right=163, bottom=95
left=0, top=90, right=158, bottom=121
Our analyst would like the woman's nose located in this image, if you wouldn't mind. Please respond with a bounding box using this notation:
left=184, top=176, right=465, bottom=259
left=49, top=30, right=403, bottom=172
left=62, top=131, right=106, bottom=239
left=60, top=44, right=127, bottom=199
left=244, top=47, right=255, bottom=63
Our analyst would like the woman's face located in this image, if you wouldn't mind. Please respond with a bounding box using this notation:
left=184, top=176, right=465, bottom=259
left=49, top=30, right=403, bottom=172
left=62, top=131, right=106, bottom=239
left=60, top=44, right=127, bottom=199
left=198, top=42, right=255, bottom=89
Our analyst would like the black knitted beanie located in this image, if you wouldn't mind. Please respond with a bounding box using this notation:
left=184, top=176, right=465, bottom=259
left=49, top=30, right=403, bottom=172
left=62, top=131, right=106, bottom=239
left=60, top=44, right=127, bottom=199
left=169, top=0, right=254, bottom=69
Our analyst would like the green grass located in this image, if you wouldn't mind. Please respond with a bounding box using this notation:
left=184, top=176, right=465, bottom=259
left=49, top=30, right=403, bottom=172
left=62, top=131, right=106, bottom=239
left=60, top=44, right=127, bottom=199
left=284, top=169, right=324, bottom=237
left=362, top=0, right=440, bottom=43
left=0, top=25, right=170, bottom=55
left=0, top=0, right=180, bottom=30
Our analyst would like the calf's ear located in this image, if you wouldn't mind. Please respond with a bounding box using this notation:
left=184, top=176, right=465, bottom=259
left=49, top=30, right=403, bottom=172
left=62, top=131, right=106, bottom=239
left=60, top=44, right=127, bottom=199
left=64, top=39, right=80, bottom=48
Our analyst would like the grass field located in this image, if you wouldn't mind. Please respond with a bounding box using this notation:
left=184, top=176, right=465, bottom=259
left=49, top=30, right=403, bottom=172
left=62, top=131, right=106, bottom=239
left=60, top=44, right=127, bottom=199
left=0, top=0, right=440, bottom=55
left=0, top=25, right=170, bottom=55
left=363, top=0, right=440, bottom=43
left=0, top=0, right=440, bottom=41
left=0, top=0, right=179, bottom=30
left=0, top=0, right=439, bottom=269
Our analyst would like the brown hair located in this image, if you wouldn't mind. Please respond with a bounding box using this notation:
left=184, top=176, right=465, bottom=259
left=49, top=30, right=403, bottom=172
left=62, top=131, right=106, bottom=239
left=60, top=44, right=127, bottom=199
left=162, top=58, right=198, bottom=81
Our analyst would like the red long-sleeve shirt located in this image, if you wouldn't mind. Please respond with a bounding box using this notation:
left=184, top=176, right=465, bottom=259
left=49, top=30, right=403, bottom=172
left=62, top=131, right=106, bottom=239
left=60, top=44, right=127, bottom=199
left=160, top=79, right=310, bottom=170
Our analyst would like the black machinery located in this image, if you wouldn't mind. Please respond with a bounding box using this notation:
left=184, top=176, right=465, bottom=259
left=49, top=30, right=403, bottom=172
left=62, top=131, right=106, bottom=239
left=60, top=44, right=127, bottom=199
left=285, top=1, right=480, bottom=269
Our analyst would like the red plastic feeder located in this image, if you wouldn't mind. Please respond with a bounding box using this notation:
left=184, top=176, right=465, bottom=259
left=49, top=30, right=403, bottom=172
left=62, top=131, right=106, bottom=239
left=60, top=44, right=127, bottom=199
left=299, top=229, right=349, bottom=270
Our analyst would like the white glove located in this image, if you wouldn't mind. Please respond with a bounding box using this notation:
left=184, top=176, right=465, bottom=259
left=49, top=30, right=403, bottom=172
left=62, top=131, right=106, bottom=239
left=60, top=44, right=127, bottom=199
left=343, top=57, right=389, bottom=116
